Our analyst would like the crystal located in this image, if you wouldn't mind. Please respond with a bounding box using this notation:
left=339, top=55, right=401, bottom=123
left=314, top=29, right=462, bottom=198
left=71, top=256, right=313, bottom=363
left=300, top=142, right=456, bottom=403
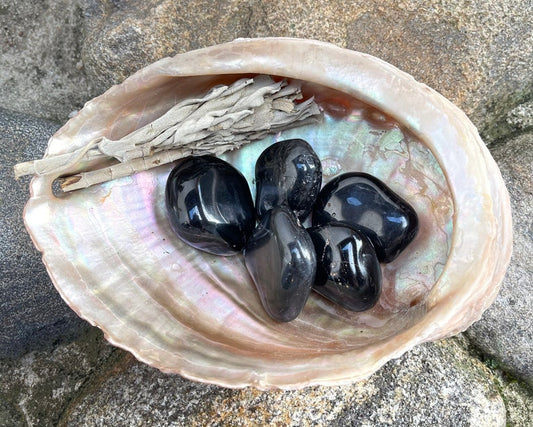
left=244, top=206, right=316, bottom=322
left=165, top=156, right=255, bottom=256
left=255, top=139, right=322, bottom=222
left=308, top=223, right=382, bottom=311
left=313, top=172, right=418, bottom=263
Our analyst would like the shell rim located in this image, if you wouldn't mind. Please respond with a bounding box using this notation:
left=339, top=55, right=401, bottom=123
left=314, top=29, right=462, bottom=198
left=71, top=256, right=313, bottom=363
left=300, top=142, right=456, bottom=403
left=24, top=37, right=513, bottom=389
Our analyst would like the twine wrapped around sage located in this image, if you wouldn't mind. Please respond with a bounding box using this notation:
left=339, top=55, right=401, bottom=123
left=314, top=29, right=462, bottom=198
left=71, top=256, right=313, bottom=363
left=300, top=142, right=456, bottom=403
left=14, top=75, right=322, bottom=192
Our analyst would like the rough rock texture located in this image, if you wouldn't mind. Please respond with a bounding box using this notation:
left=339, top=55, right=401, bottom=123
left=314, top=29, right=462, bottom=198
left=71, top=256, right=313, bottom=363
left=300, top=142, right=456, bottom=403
left=344, top=1, right=532, bottom=144
left=506, top=101, right=533, bottom=133
left=0, top=108, right=91, bottom=358
left=59, top=337, right=508, bottom=426
left=3, top=0, right=531, bottom=141
left=80, top=0, right=252, bottom=93
left=466, top=131, right=533, bottom=386
left=3, top=332, right=531, bottom=426
left=80, top=0, right=532, bottom=144
left=495, top=373, right=533, bottom=426
left=0, top=329, right=114, bottom=426
left=0, top=0, right=96, bottom=122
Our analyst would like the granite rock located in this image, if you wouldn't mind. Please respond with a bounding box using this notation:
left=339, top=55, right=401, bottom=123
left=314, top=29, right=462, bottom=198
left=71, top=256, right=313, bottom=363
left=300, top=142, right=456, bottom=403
left=492, top=368, right=533, bottom=427
left=61, top=337, right=509, bottom=426
left=345, top=1, right=532, bottom=144
left=80, top=0, right=253, bottom=94
left=0, top=108, right=91, bottom=358
left=465, top=339, right=533, bottom=425
left=80, top=0, right=532, bottom=144
left=3, top=333, right=531, bottom=426
left=0, top=329, right=114, bottom=426
left=506, top=101, right=533, bottom=133
left=1, top=1, right=531, bottom=138
left=1, top=1, right=532, bottom=424
left=466, top=131, right=533, bottom=386
left=0, top=0, right=96, bottom=122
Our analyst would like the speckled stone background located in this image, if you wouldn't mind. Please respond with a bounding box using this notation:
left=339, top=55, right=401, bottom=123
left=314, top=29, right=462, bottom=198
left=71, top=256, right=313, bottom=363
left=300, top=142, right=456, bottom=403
left=1, top=0, right=532, bottom=425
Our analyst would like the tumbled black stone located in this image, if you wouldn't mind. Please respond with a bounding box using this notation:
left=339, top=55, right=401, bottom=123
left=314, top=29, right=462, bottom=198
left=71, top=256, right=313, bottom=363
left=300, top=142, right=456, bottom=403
left=255, top=138, right=322, bottom=222
left=308, top=224, right=382, bottom=312
left=313, top=172, right=419, bottom=263
left=165, top=156, right=256, bottom=256
left=244, top=206, right=316, bottom=322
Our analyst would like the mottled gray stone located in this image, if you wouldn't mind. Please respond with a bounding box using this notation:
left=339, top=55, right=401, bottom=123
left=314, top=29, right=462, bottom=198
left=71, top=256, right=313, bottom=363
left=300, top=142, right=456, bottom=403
left=506, top=101, right=533, bottom=133
left=62, top=337, right=508, bottom=426
left=80, top=0, right=253, bottom=94
left=344, top=1, right=532, bottom=144
left=0, top=329, right=114, bottom=426
left=80, top=0, right=532, bottom=144
left=492, top=369, right=533, bottom=426
left=466, top=132, right=533, bottom=386
left=0, top=107, right=90, bottom=358
left=0, top=0, right=96, bottom=122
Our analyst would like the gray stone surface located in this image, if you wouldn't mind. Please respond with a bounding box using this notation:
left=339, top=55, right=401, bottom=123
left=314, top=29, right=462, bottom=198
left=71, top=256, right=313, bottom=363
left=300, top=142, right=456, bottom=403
left=80, top=0, right=532, bottom=144
left=2, top=0, right=530, bottom=137
left=466, top=131, right=533, bottom=387
left=507, top=101, right=533, bottom=133
left=0, top=0, right=96, bottom=122
left=493, top=369, right=533, bottom=427
left=61, top=337, right=509, bottom=426
left=80, top=0, right=253, bottom=94
left=0, top=107, right=91, bottom=358
left=344, top=1, right=532, bottom=144
left=0, top=329, right=114, bottom=426
left=3, top=332, right=531, bottom=426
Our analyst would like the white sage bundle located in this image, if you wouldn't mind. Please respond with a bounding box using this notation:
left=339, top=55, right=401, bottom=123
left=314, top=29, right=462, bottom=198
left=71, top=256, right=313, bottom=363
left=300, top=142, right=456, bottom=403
left=14, top=75, right=322, bottom=192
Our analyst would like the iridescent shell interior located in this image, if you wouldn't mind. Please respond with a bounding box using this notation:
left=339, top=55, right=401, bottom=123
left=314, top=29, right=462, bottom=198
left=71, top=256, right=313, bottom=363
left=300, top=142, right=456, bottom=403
left=24, top=39, right=512, bottom=389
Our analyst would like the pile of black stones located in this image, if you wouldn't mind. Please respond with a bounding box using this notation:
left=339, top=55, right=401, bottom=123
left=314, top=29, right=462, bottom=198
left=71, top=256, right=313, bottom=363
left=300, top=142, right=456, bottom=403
left=165, top=139, right=419, bottom=322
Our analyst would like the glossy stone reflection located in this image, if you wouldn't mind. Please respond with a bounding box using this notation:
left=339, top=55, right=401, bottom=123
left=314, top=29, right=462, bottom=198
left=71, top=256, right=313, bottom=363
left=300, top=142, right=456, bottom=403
left=255, top=139, right=322, bottom=221
left=308, top=224, right=382, bottom=311
left=244, top=206, right=316, bottom=322
left=165, top=156, right=255, bottom=256
left=313, top=172, right=419, bottom=263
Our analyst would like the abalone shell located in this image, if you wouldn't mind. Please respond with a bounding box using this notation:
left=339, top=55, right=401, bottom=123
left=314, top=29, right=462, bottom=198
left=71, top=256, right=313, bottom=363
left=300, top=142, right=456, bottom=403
left=21, top=38, right=512, bottom=389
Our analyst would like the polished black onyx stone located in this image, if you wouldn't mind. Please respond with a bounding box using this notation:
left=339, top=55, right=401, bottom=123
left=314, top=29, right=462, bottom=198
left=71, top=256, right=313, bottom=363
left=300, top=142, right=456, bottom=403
left=313, top=172, right=419, bottom=263
left=308, top=224, right=382, bottom=312
left=255, top=139, right=322, bottom=222
left=165, top=156, right=256, bottom=256
left=244, top=206, right=316, bottom=322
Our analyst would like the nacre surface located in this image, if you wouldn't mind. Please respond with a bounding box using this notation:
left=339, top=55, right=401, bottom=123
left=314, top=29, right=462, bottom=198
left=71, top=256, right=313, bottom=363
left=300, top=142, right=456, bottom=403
left=23, top=38, right=512, bottom=389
